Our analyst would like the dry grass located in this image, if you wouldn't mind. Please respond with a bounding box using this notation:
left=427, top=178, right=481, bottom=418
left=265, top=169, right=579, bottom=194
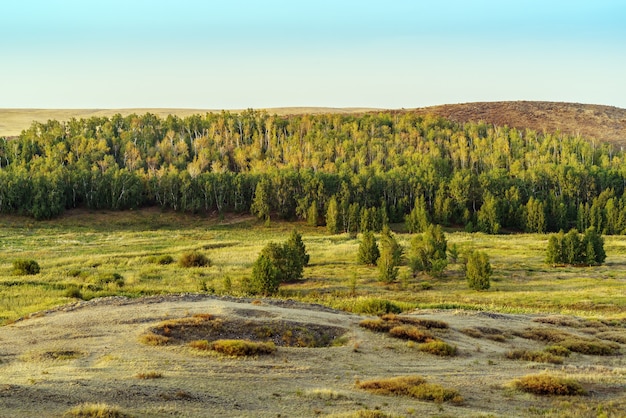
left=209, top=339, right=276, bottom=356
left=380, top=313, right=448, bottom=329
left=135, top=371, right=163, bottom=379
left=417, top=341, right=457, bottom=357
left=461, top=326, right=508, bottom=342
left=512, top=374, right=587, bottom=396
left=505, top=349, right=564, bottom=364
left=138, top=332, right=171, bottom=346
left=63, top=402, right=129, bottom=417
left=515, top=328, right=621, bottom=355
left=356, top=375, right=462, bottom=404
left=388, top=325, right=436, bottom=343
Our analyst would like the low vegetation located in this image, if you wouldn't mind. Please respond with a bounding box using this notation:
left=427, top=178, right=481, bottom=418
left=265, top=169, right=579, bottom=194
left=208, top=339, right=276, bottom=356
left=356, top=375, right=463, bottom=404
left=512, top=374, right=586, bottom=396
left=178, top=251, right=211, bottom=268
left=505, top=349, right=564, bottom=364
left=516, top=328, right=621, bottom=355
left=63, top=402, right=129, bottom=417
left=12, top=259, right=40, bottom=276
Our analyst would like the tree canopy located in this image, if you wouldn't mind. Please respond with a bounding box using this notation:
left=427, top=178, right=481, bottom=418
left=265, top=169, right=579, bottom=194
left=1, top=110, right=625, bottom=233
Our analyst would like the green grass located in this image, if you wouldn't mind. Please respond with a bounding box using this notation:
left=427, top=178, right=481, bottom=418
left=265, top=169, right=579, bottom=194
left=1, top=210, right=625, bottom=324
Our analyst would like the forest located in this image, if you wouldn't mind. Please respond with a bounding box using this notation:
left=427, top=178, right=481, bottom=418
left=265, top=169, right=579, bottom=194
left=0, top=110, right=625, bottom=234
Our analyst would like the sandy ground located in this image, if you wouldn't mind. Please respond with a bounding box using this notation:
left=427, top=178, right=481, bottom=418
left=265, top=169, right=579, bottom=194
left=0, top=295, right=624, bottom=417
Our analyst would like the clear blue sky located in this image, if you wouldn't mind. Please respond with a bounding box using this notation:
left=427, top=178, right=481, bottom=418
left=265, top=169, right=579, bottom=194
left=1, top=0, right=625, bottom=109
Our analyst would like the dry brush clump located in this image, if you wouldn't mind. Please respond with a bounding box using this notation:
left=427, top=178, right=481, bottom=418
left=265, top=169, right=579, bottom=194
left=208, top=339, right=276, bottom=356
left=356, top=375, right=463, bottom=404
left=359, top=314, right=456, bottom=355
left=512, top=374, right=586, bottom=396
left=515, top=327, right=621, bottom=355
left=135, top=371, right=163, bottom=379
left=63, top=402, right=129, bottom=417
left=505, top=349, right=564, bottom=364
left=461, top=326, right=508, bottom=342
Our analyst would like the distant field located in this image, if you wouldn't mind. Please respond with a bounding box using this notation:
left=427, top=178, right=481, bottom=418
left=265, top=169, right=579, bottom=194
left=0, top=107, right=380, bottom=137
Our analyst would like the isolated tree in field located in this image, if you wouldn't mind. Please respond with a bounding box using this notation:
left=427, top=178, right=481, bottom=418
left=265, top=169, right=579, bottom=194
left=583, top=227, right=606, bottom=265
left=465, top=250, right=492, bottom=290
left=405, top=196, right=430, bottom=233
left=409, top=224, right=448, bottom=276
left=286, top=229, right=309, bottom=267
left=357, top=231, right=380, bottom=266
left=249, top=254, right=281, bottom=295
left=325, top=196, right=340, bottom=234
left=378, top=226, right=403, bottom=283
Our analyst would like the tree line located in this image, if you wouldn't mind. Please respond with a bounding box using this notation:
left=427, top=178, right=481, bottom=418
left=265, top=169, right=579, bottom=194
left=1, top=110, right=625, bottom=234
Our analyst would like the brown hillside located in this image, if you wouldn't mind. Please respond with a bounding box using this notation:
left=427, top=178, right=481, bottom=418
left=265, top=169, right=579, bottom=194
left=413, top=101, right=626, bottom=148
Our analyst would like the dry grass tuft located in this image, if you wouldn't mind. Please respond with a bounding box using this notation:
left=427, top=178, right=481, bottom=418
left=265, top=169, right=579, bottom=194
left=136, top=371, right=163, bottom=379
left=512, top=374, right=586, bottom=396
left=461, top=326, right=508, bottom=342
left=418, top=341, right=457, bottom=356
left=303, top=388, right=348, bottom=400
left=356, top=375, right=462, bottom=404
left=178, top=251, right=211, bottom=268
left=505, top=349, right=563, bottom=364
left=63, top=402, right=129, bottom=417
left=516, top=328, right=620, bottom=355
left=359, top=318, right=396, bottom=333
left=209, top=339, right=276, bottom=356
left=381, top=314, right=449, bottom=329
left=388, top=325, right=436, bottom=343
left=139, top=332, right=171, bottom=346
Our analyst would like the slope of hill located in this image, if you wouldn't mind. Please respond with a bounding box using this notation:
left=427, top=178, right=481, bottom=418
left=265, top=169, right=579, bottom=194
left=413, top=101, right=626, bottom=147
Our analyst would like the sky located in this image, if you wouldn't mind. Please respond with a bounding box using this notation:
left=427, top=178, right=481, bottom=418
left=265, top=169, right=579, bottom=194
left=1, top=0, right=625, bottom=109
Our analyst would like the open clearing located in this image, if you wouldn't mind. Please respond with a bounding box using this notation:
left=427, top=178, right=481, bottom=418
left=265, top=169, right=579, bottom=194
left=0, top=294, right=624, bottom=417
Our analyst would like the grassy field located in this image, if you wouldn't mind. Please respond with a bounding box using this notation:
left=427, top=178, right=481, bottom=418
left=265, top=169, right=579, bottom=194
left=1, top=209, right=624, bottom=325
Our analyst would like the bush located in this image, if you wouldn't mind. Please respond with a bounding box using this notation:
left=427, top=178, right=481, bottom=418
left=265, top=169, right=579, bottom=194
left=544, top=345, right=572, bottom=357
left=179, top=251, right=211, bottom=267
left=512, top=374, right=586, bottom=396
left=505, top=349, right=563, bottom=364
left=418, top=341, right=457, bottom=356
left=63, top=402, right=129, bottom=417
left=13, top=259, right=40, bottom=275
left=157, top=254, right=174, bottom=265
left=389, top=325, right=436, bottom=343
left=210, top=339, right=276, bottom=356
left=409, top=225, right=448, bottom=276
left=357, top=231, right=380, bottom=266
left=465, top=250, right=492, bottom=290
left=64, top=286, right=83, bottom=300
left=357, top=375, right=462, bottom=404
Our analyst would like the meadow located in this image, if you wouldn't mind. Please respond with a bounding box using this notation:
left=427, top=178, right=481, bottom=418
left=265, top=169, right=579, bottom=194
left=1, top=209, right=624, bottom=325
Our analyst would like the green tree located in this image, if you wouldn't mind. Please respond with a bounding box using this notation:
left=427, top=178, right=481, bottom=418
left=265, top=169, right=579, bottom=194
left=563, top=228, right=581, bottom=265
left=477, top=193, right=500, bottom=234
left=357, top=231, right=380, bottom=266
left=405, top=196, right=430, bottom=233
left=582, top=227, right=606, bottom=265
left=409, top=224, right=448, bottom=276
left=306, top=201, right=319, bottom=227
left=545, top=232, right=565, bottom=265
left=525, top=197, right=546, bottom=233
left=325, top=195, right=340, bottom=234
left=378, top=226, right=403, bottom=283
left=465, top=250, right=492, bottom=290
left=251, top=177, right=271, bottom=225
left=286, top=229, right=310, bottom=267
left=249, top=254, right=280, bottom=295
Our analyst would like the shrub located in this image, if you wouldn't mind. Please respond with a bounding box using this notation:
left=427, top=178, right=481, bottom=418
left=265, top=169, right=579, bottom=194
left=418, top=341, right=457, bottom=356
left=179, top=251, right=211, bottom=267
left=505, top=349, right=563, bottom=364
left=210, top=339, right=276, bottom=356
left=359, top=318, right=396, bottom=333
left=139, top=332, right=171, bottom=346
left=97, top=273, right=124, bottom=287
left=12, top=259, right=40, bottom=275
left=357, top=375, right=462, bottom=404
left=408, top=225, right=448, bottom=276
left=512, top=374, right=586, bottom=396
left=157, top=254, right=174, bottom=265
left=544, top=345, right=572, bottom=357
left=409, top=383, right=463, bottom=404
left=136, top=371, right=163, bottom=379
left=464, top=250, right=492, bottom=290
left=64, top=286, right=83, bottom=300
left=389, top=325, right=435, bottom=343
left=357, top=231, right=380, bottom=266
left=351, top=298, right=402, bottom=315
left=63, top=402, right=129, bottom=417
left=188, top=339, right=211, bottom=350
